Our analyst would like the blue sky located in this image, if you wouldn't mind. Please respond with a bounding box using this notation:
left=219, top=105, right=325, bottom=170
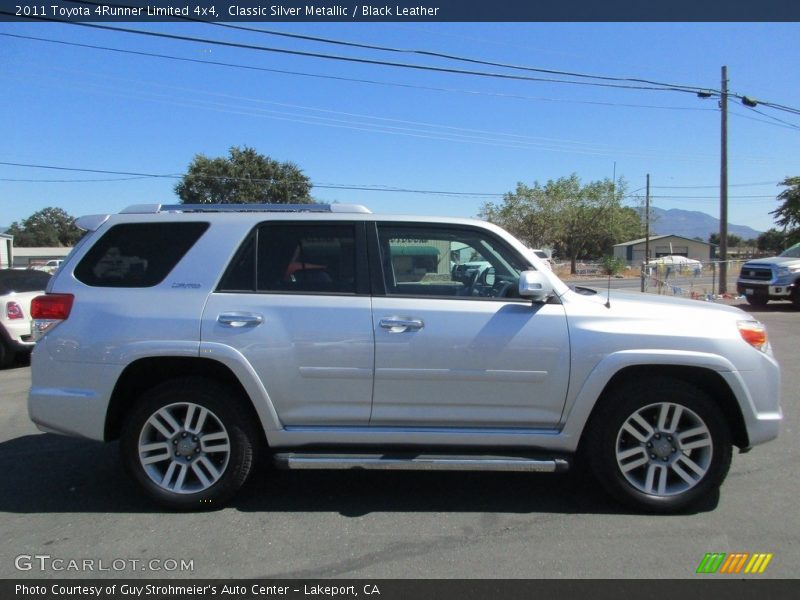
left=1, top=20, right=799, bottom=234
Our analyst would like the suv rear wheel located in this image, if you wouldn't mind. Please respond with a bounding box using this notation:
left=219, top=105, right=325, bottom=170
left=120, top=378, right=259, bottom=510
left=586, top=377, right=732, bottom=513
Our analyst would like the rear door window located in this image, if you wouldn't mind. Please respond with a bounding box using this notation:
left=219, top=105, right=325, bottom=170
left=218, top=222, right=362, bottom=295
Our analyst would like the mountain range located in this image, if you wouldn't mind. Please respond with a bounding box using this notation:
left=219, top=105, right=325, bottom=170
left=642, top=207, right=762, bottom=241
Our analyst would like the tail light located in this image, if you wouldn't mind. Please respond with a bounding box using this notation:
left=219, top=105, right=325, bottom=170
left=31, top=294, right=74, bottom=319
left=6, top=301, right=24, bottom=320
left=31, top=294, right=74, bottom=341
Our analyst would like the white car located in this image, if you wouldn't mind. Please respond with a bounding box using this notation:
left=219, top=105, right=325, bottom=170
left=0, top=269, right=51, bottom=367
left=28, top=203, right=782, bottom=512
left=29, top=259, right=64, bottom=274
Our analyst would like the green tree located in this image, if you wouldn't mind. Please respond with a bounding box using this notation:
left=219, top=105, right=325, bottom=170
left=601, top=255, right=626, bottom=276
left=757, top=229, right=788, bottom=255
left=6, top=207, right=82, bottom=247
left=770, top=176, right=800, bottom=246
left=708, top=233, right=743, bottom=248
left=480, top=174, right=642, bottom=274
left=175, top=146, right=313, bottom=204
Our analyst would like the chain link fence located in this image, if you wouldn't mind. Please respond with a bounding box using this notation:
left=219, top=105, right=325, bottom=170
left=641, top=260, right=745, bottom=300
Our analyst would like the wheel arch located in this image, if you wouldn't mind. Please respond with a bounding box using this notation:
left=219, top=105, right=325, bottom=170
left=104, top=357, right=269, bottom=447
left=578, top=364, right=749, bottom=451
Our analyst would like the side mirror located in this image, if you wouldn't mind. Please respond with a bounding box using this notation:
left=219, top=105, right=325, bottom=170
left=518, top=270, right=554, bottom=303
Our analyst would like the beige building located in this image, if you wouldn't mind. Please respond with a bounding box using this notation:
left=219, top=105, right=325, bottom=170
left=11, top=247, right=73, bottom=269
left=614, top=235, right=716, bottom=265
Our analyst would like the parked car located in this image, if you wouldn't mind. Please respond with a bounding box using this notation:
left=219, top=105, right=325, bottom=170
left=529, top=248, right=553, bottom=270
left=737, top=243, right=800, bottom=307
left=29, top=259, right=64, bottom=274
left=0, top=269, right=51, bottom=367
left=28, top=204, right=782, bottom=512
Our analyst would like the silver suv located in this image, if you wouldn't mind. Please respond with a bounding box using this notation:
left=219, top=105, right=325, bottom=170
left=28, top=203, right=782, bottom=512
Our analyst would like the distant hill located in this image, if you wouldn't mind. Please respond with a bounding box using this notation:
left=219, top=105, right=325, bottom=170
left=641, top=207, right=762, bottom=241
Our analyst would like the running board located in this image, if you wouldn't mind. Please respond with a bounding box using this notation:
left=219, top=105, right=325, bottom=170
left=273, top=453, right=569, bottom=473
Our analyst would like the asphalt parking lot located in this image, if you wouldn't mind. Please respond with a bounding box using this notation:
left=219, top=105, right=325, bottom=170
left=0, top=302, right=797, bottom=580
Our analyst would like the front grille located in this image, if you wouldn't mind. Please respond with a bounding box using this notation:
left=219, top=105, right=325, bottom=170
left=740, top=266, right=772, bottom=281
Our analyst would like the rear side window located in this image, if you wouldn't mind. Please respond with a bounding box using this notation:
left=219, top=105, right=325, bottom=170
left=218, top=223, right=357, bottom=294
left=75, top=222, right=209, bottom=288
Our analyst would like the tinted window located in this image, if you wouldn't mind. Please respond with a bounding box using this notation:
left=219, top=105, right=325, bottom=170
left=75, top=222, right=209, bottom=288
left=218, top=224, right=357, bottom=294
left=217, top=232, right=256, bottom=292
left=0, top=270, right=51, bottom=295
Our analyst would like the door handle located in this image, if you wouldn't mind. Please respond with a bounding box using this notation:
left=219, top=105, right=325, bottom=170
left=379, top=317, right=424, bottom=333
left=218, top=313, right=264, bottom=328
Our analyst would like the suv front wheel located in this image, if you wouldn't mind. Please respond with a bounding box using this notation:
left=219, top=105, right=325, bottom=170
left=120, top=378, right=259, bottom=510
left=586, top=378, right=732, bottom=513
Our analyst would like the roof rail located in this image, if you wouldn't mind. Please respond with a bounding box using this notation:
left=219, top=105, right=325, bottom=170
left=121, top=203, right=371, bottom=214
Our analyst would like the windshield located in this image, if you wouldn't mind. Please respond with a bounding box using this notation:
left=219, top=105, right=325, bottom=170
left=779, top=243, right=800, bottom=258
left=0, top=270, right=51, bottom=295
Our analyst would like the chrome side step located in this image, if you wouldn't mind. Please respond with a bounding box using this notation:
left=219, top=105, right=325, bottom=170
left=273, top=453, right=569, bottom=473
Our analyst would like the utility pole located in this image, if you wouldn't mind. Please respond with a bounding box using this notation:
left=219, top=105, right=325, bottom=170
left=641, top=174, right=651, bottom=293
left=719, top=66, right=729, bottom=294
left=645, top=173, right=650, bottom=265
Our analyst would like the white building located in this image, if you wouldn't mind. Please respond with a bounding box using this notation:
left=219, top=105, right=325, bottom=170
left=0, top=233, right=13, bottom=269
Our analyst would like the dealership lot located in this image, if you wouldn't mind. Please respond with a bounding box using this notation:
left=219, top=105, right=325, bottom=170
left=0, top=303, right=797, bottom=579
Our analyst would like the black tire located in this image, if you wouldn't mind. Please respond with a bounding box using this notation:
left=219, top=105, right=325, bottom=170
left=585, top=377, right=732, bottom=513
left=0, top=337, right=15, bottom=369
left=745, top=295, right=769, bottom=307
left=120, top=378, right=260, bottom=511
left=791, top=286, right=800, bottom=309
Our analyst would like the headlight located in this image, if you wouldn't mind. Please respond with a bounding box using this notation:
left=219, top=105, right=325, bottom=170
left=777, top=265, right=800, bottom=277
left=737, top=320, right=769, bottom=352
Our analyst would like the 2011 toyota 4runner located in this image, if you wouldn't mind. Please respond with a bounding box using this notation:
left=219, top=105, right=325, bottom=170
left=28, top=203, right=782, bottom=512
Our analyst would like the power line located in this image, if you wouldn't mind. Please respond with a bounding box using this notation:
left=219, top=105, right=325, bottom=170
left=0, top=33, right=717, bottom=114
left=6, top=69, right=735, bottom=162
left=729, top=108, right=800, bottom=132
left=4, top=64, right=615, bottom=150
left=0, top=161, right=782, bottom=200
left=0, top=176, right=149, bottom=182
left=0, top=12, right=713, bottom=95
left=652, top=181, right=780, bottom=189
left=743, top=106, right=800, bottom=131
left=70, top=1, right=712, bottom=93
left=6, top=16, right=800, bottom=125
left=0, top=161, right=504, bottom=197
left=65, top=2, right=800, bottom=119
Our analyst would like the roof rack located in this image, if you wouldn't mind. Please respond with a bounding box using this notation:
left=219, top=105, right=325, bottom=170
left=121, top=203, right=371, bottom=214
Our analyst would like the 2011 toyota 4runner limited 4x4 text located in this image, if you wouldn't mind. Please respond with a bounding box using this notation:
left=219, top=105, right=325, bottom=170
left=28, top=203, right=782, bottom=512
